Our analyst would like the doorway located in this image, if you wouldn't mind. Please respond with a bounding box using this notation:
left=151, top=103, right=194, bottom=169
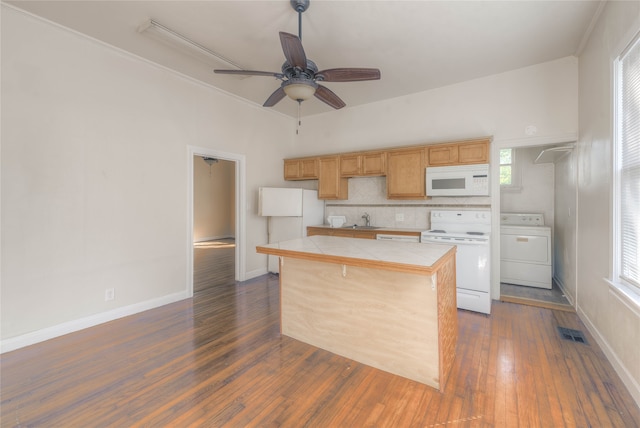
left=494, top=141, right=576, bottom=311
left=187, top=146, right=246, bottom=297
left=193, top=156, right=236, bottom=292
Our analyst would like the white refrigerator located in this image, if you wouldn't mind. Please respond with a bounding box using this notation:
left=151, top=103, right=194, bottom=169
left=259, top=187, right=325, bottom=273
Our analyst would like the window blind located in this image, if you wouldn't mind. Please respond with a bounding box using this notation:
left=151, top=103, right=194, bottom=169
left=619, top=37, right=640, bottom=287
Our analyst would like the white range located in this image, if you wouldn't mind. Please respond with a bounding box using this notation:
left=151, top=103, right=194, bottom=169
left=421, top=210, right=491, bottom=314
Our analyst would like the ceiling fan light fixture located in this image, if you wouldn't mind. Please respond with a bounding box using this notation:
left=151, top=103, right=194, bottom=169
left=283, top=79, right=318, bottom=101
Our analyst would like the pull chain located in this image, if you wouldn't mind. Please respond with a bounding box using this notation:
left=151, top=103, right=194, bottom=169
left=296, top=101, right=301, bottom=135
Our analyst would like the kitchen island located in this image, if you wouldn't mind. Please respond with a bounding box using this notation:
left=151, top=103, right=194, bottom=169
left=256, top=235, right=457, bottom=391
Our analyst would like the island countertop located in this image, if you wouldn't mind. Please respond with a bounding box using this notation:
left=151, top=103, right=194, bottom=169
left=257, top=235, right=459, bottom=389
left=256, top=235, right=455, bottom=276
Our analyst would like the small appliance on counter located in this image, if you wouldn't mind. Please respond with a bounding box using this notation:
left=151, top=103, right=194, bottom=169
left=327, top=215, right=347, bottom=228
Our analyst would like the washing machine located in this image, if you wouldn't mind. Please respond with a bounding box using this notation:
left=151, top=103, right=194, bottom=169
left=500, top=213, right=552, bottom=289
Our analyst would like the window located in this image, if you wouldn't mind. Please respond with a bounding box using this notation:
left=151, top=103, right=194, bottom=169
left=499, top=148, right=514, bottom=186
left=614, top=34, right=640, bottom=290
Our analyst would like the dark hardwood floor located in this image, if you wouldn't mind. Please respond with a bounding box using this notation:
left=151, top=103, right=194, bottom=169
left=2, top=251, right=639, bottom=426
left=194, top=238, right=235, bottom=292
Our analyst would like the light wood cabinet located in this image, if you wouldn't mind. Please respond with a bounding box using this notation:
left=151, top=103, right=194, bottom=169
left=426, top=144, right=458, bottom=166
left=307, top=227, right=390, bottom=240
left=340, top=152, right=386, bottom=177
left=285, top=138, right=491, bottom=196
left=426, top=139, right=490, bottom=166
left=458, top=140, right=489, bottom=164
left=284, top=157, right=318, bottom=180
left=318, top=156, right=348, bottom=200
left=386, top=148, right=427, bottom=199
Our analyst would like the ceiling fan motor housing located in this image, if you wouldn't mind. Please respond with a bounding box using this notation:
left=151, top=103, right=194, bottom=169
left=290, top=0, right=310, bottom=13
left=282, top=59, right=318, bottom=80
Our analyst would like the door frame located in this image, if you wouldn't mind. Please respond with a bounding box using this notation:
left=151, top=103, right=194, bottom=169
left=187, top=146, right=246, bottom=297
left=490, top=133, right=577, bottom=301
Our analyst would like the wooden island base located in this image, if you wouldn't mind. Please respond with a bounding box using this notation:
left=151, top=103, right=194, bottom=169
left=257, top=236, right=457, bottom=391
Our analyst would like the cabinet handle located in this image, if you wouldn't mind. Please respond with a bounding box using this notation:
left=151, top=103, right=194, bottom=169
left=516, top=237, right=529, bottom=242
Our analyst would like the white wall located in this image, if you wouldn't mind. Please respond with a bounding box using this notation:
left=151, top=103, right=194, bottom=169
left=554, top=150, right=577, bottom=304
left=576, top=0, right=640, bottom=404
left=500, top=146, right=555, bottom=226
left=296, top=56, right=578, bottom=154
left=1, top=7, right=294, bottom=345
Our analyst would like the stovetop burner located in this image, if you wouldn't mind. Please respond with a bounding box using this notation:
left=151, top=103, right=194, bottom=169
left=427, top=229, right=486, bottom=236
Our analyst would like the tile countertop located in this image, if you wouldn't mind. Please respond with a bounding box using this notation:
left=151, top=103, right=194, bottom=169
left=256, top=235, right=455, bottom=276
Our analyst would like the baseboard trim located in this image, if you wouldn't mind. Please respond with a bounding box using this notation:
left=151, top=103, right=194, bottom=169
left=245, top=267, right=268, bottom=281
left=0, top=291, right=188, bottom=354
left=577, top=305, right=640, bottom=407
left=553, top=276, right=576, bottom=307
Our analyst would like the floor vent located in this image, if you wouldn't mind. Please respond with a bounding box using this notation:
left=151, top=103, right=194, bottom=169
left=558, top=327, right=588, bottom=345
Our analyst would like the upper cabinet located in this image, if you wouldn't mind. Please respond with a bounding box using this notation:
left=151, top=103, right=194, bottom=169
left=386, top=147, right=427, bottom=200
left=283, top=157, right=318, bottom=180
left=426, top=144, right=458, bottom=166
left=340, top=151, right=386, bottom=177
left=457, top=139, right=490, bottom=164
left=318, top=156, right=348, bottom=200
left=283, top=137, right=491, bottom=199
left=426, top=138, right=490, bottom=166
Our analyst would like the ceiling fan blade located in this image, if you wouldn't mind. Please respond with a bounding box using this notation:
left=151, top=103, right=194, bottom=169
left=263, top=87, right=287, bottom=107
left=315, top=85, right=346, bottom=109
left=214, top=69, right=284, bottom=78
left=317, top=68, right=381, bottom=82
left=279, top=32, right=307, bottom=69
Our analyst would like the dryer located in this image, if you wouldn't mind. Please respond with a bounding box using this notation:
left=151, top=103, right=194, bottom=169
left=500, top=213, right=552, bottom=289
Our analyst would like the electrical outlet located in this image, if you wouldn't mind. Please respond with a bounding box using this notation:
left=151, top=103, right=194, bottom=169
left=396, top=213, right=404, bottom=222
left=104, top=288, right=115, bottom=301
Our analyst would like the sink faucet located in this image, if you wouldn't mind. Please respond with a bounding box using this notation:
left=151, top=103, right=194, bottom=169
left=362, top=212, right=371, bottom=227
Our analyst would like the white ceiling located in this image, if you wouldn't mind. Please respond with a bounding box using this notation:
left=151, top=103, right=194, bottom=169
left=7, top=0, right=602, bottom=117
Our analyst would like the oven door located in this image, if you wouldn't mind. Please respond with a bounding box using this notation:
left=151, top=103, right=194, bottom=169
left=422, top=237, right=491, bottom=314
left=454, top=242, right=491, bottom=293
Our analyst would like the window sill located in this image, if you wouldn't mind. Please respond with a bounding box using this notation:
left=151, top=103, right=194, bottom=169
left=605, top=278, right=640, bottom=313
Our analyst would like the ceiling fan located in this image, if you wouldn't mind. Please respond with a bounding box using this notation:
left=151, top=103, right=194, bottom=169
left=214, top=0, right=381, bottom=110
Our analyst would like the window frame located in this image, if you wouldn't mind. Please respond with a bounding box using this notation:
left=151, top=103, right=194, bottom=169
left=613, top=32, right=640, bottom=293
left=499, top=147, right=520, bottom=191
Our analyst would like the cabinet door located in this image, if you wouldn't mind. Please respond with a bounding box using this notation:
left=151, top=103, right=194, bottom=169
left=306, top=227, right=327, bottom=237
left=318, top=156, right=348, bottom=200
left=386, top=148, right=426, bottom=199
left=427, top=144, right=458, bottom=166
left=361, top=152, right=386, bottom=176
left=340, top=154, right=361, bottom=177
left=284, top=159, right=301, bottom=180
left=458, top=140, right=489, bottom=164
left=284, top=158, right=318, bottom=180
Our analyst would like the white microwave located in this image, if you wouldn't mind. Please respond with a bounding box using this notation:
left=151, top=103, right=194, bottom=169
left=426, top=164, right=490, bottom=196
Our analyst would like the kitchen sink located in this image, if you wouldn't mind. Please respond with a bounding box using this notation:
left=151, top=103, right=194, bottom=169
left=341, top=225, right=381, bottom=230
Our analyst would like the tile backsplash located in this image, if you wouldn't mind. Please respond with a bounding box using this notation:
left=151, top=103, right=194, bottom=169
left=324, top=177, right=491, bottom=229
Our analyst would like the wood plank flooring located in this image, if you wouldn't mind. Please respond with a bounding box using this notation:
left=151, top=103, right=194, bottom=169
left=2, top=269, right=639, bottom=426
left=193, top=239, right=235, bottom=292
